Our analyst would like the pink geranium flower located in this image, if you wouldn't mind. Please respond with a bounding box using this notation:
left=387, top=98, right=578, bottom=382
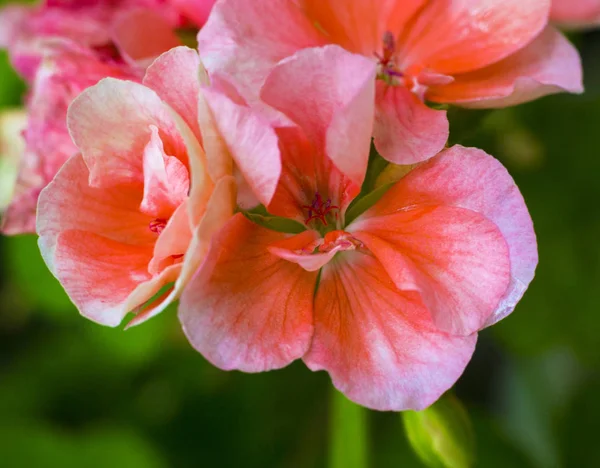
left=551, top=0, right=600, bottom=28
left=0, top=1, right=184, bottom=234
left=198, top=0, right=583, bottom=165
left=178, top=47, right=538, bottom=411
left=37, top=47, right=236, bottom=327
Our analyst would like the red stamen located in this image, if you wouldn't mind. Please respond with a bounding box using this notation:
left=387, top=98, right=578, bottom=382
left=302, top=193, right=339, bottom=226
left=149, top=218, right=167, bottom=234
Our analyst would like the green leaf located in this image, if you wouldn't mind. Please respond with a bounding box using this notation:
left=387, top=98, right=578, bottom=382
left=242, top=211, right=306, bottom=234
left=402, top=393, right=475, bottom=468
left=329, top=390, right=368, bottom=468
left=345, top=182, right=393, bottom=225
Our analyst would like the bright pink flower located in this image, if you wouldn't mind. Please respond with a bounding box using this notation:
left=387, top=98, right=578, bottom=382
left=170, top=0, right=217, bottom=27
left=178, top=47, right=538, bottom=411
left=551, top=0, right=600, bottom=28
left=37, top=47, right=237, bottom=327
left=198, top=0, right=583, bottom=165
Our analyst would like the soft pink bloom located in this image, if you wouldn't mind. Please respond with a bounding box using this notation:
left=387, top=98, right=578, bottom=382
left=198, top=0, right=583, bottom=165
left=178, top=46, right=538, bottom=411
left=551, top=0, right=600, bottom=28
left=0, top=1, right=183, bottom=234
left=37, top=47, right=237, bottom=327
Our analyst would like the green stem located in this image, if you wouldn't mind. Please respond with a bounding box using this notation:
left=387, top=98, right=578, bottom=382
left=328, top=388, right=369, bottom=468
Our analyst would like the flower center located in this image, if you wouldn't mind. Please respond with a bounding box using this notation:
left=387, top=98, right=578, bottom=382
left=375, top=31, right=454, bottom=100
left=149, top=218, right=167, bottom=235
left=318, top=230, right=363, bottom=253
left=302, top=192, right=340, bottom=232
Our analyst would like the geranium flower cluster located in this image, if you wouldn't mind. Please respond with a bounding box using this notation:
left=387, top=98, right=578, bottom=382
left=0, top=0, right=586, bottom=411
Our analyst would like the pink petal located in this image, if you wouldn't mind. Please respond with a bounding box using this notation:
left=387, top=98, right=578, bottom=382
left=261, top=45, right=376, bottom=187
left=197, top=0, right=324, bottom=104
left=67, top=78, right=187, bottom=187
left=551, top=0, right=600, bottom=28
left=303, top=251, right=477, bottom=411
left=111, top=8, right=181, bottom=69
left=268, top=230, right=340, bottom=272
left=351, top=204, right=511, bottom=336
left=143, top=46, right=203, bottom=142
left=37, top=154, right=154, bottom=271
left=52, top=229, right=154, bottom=326
left=427, top=27, right=583, bottom=108
left=170, top=0, right=216, bottom=26
left=178, top=214, right=317, bottom=372
left=148, top=201, right=191, bottom=275
left=140, top=126, right=189, bottom=218
left=399, top=0, right=552, bottom=75
left=357, top=145, right=538, bottom=327
left=200, top=86, right=281, bottom=205
left=373, top=83, right=449, bottom=165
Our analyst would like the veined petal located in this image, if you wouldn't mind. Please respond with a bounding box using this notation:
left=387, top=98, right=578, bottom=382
left=304, top=252, right=477, bottom=411
left=178, top=214, right=317, bottom=372
left=427, top=27, right=583, bottom=108
left=351, top=205, right=511, bottom=336
left=261, top=45, right=376, bottom=187
left=373, top=83, right=448, bottom=164
left=398, top=0, right=551, bottom=75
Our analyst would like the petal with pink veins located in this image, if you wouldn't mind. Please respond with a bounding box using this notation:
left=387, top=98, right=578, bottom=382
left=427, top=27, right=583, bottom=108
left=261, top=45, right=376, bottom=188
left=304, top=251, right=477, bottom=411
left=398, top=0, right=551, bottom=75
left=373, top=83, right=448, bottom=164
left=178, top=213, right=317, bottom=372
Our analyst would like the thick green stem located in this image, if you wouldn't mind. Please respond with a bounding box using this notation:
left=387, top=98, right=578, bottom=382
left=328, top=388, right=369, bottom=468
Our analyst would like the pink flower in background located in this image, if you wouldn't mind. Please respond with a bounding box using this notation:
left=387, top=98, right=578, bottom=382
left=551, top=0, right=600, bottom=28
left=37, top=47, right=236, bottom=327
left=199, top=0, right=583, bottom=166
left=178, top=46, right=538, bottom=411
left=170, top=0, right=217, bottom=27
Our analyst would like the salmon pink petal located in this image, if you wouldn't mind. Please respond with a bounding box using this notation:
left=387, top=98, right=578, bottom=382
left=148, top=201, right=191, bottom=275
left=373, top=83, right=448, bottom=164
left=143, top=46, right=203, bottom=142
left=170, top=0, right=216, bottom=26
left=261, top=45, right=376, bottom=187
left=351, top=205, right=510, bottom=336
left=140, top=126, right=189, bottom=218
left=201, top=87, right=281, bottom=205
left=67, top=78, right=187, bottom=186
left=298, top=0, right=427, bottom=55
left=37, top=154, right=154, bottom=270
left=178, top=214, right=317, bottom=372
left=365, top=146, right=537, bottom=327
left=427, top=27, right=583, bottom=108
left=268, top=230, right=339, bottom=272
left=303, top=252, right=477, bottom=411
left=52, top=230, right=154, bottom=326
left=197, top=0, right=324, bottom=103
left=111, top=8, right=181, bottom=69
left=399, top=0, right=551, bottom=75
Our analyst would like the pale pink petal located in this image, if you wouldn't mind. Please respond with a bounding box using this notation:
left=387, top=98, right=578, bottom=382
left=111, top=8, right=181, bottom=69
left=373, top=83, right=448, bottom=164
left=67, top=78, right=187, bottom=186
left=351, top=204, right=510, bottom=336
left=303, top=251, right=477, bottom=411
left=143, top=46, right=203, bottom=141
left=551, top=0, right=600, bottom=28
left=37, top=154, right=155, bottom=270
left=197, top=0, right=325, bottom=104
left=261, top=45, right=376, bottom=187
left=178, top=213, right=317, bottom=372
left=140, top=126, right=189, bottom=218
left=427, top=27, right=583, bottom=108
left=128, top=175, right=237, bottom=328
left=200, top=86, right=281, bottom=205
left=52, top=229, right=154, bottom=326
left=363, top=145, right=537, bottom=327
left=399, top=0, right=552, bottom=75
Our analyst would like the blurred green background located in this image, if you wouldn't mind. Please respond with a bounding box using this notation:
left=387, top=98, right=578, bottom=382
left=1, top=5, right=600, bottom=467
